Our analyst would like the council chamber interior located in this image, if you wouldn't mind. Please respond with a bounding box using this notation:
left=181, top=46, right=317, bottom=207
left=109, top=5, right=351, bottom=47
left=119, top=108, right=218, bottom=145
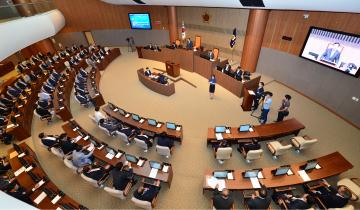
left=0, top=0, right=359, bottom=209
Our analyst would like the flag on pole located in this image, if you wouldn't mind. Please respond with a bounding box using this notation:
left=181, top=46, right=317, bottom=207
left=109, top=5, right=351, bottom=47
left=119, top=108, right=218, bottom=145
left=230, top=28, right=237, bottom=49
left=181, top=21, right=186, bottom=40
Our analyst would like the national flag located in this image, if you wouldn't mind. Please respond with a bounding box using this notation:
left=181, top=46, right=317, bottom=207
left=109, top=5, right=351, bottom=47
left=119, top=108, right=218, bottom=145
left=181, top=21, right=186, bottom=40
left=230, top=28, right=237, bottom=49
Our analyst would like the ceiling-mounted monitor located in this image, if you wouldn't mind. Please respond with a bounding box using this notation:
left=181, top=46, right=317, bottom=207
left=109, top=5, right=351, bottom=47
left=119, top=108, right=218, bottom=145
left=128, top=13, right=152, bottom=30
left=300, top=26, right=360, bottom=78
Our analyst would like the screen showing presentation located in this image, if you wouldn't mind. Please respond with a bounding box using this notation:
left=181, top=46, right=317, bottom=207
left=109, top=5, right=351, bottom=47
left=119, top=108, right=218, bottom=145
left=300, top=27, right=360, bottom=77
left=128, top=13, right=152, bottom=30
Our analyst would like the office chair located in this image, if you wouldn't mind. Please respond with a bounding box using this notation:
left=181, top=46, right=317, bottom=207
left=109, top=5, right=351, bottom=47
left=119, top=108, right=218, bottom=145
left=33, top=109, right=52, bottom=123
left=241, top=148, right=264, bottom=163
left=104, top=179, right=134, bottom=200
left=214, top=147, right=233, bottom=164
left=290, top=136, right=318, bottom=153
left=50, top=147, right=65, bottom=159
left=63, top=156, right=82, bottom=174
left=134, top=137, right=151, bottom=152
left=116, top=130, right=132, bottom=145
left=155, top=145, right=173, bottom=158
left=267, top=141, right=292, bottom=159
left=131, top=179, right=160, bottom=210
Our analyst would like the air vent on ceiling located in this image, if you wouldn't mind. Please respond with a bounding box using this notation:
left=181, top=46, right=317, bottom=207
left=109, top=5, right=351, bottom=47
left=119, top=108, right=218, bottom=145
left=239, top=0, right=265, bottom=7
left=133, top=0, right=146, bottom=4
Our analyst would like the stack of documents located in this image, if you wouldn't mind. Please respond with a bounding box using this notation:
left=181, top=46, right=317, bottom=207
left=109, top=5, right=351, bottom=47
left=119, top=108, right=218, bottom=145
left=207, top=176, right=226, bottom=191
left=215, top=133, right=223, bottom=140
left=250, top=177, right=261, bottom=188
left=298, top=170, right=311, bottom=181
left=149, top=168, right=158, bottom=178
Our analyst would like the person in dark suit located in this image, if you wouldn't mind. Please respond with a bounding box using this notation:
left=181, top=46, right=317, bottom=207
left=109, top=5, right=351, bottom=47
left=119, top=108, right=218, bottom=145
left=213, top=187, right=234, bottom=210
left=7, top=185, right=32, bottom=204
left=208, top=50, right=215, bottom=61
left=213, top=140, right=230, bottom=152
left=273, top=191, right=315, bottom=210
left=117, top=126, right=136, bottom=137
left=158, top=74, right=168, bottom=84
left=135, top=134, right=153, bottom=148
left=157, top=132, right=174, bottom=149
left=309, top=180, right=351, bottom=208
left=35, top=107, right=52, bottom=119
left=133, top=183, right=160, bottom=202
left=252, top=82, right=265, bottom=111
left=144, top=67, right=152, bottom=77
left=82, top=163, right=108, bottom=181
left=0, top=157, right=11, bottom=175
left=59, top=137, right=77, bottom=155
left=222, top=64, right=231, bottom=75
left=38, top=132, right=59, bottom=148
left=275, top=94, right=291, bottom=122
left=186, top=38, right=193, bottom=50
left=209, top=74, right=216, bottom=99
left=111, top=163, right=134, bottom=191
left=99, top=118, right=119, bottom=134
left=234, top=66, right=243, bottom=81
left=247, top=187, right=272, bottom=209
left=238, top=139, right=261, bottom=154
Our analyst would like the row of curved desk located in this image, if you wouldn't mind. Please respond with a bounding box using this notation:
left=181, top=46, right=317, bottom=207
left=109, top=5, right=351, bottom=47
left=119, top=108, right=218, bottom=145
left=203, top=152, right=353, bottom=191
left=102, top=104, right=183, bottom=142
left=207, top=118, right=305, bottom=145
left=137, top=47, right=261, bottom=98
left=8, top=143, right=84, bottom=209
left=137, top=68, right=175, bottom=96
left=62, top=120, right=174, bottom=188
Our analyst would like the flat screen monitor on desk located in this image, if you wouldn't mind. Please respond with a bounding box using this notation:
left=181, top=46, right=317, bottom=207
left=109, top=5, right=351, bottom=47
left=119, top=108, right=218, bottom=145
left=105, top=147, right=115, bottom=155
left=166, top=122, right=176, bottom=130
left=125, top=154, right=138, bottom=164
left=239, top=124, right=251, bottom=132
left=118, top=108, right=126, bottom=116
left=213, top=171, right=228, bottom=179
left=272, top=165, right=291, bottom=176
left=108, top=102, right=116, bottom=110
left=243, top=169, right=260, bottom=178
left=215, top=126, right=226, bottom=133
left=148, top=119, right=157, bottom=126
left=301, top=159, right=318, bottom=171
left=149, top=161, right=162, bottom=170
left=132, top=114, right=140, bottom=121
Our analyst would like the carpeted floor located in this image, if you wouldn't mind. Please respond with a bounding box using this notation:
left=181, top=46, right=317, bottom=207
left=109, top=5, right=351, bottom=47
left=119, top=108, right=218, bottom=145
left=1, top=47, right=359, bottom=209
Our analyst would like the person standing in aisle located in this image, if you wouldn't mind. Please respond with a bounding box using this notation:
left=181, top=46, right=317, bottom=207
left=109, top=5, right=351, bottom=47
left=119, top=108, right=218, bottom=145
left=260, top=92, right=273, bottom=124
left=209, top=74, right=216, bottom=99
left=275, top=94, right=291, bottom=122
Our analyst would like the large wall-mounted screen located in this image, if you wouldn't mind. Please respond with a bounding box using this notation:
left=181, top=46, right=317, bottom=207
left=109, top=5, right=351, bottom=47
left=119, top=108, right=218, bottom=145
left=128, top=13, right=152, bottom=30
left=300, top=26, right=360, bottom=78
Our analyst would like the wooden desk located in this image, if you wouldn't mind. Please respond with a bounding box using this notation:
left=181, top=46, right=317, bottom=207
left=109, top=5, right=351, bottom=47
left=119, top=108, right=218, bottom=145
left=203, top=152, right=353, bottom=191
left=87, top=68, right=105, bottom=107
left=62, top=121, right=174, bottom=188
left=102, top=104, right=183, bottom=141
left=96, top=48, right=121, bottom=71
left=0, top=61, right=15, bottom=77
left=8, top=143, right=84, bottom=209
left=207, top=118, right=305, bottom=144
left=137, top=68, right=175, bottom=96
left=193, top=54, right=219, bottom=79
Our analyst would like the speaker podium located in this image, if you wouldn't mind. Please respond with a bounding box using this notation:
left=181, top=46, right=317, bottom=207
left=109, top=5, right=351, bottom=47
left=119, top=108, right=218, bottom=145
left=165, top=61, right=180, bottom=77
left=241, top=87, right=255, bottom=111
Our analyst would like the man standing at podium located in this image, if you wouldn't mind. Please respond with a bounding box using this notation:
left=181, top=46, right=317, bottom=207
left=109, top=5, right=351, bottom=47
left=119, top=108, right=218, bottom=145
left=252, top=82, right=264, bottom=110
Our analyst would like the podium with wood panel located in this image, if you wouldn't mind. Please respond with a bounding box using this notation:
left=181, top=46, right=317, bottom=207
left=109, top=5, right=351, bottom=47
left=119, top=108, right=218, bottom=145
left=165, top=61, right=180, bottom=77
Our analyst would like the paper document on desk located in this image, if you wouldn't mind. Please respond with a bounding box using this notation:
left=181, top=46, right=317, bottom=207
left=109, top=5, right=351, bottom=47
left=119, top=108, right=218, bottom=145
left=215, top=133, right=223, bottom=140
left=298, top=170, right=311, bottom=181
left=207, top=176, right=226, bottom=191
left=248, top=90, right=255, bottom=95
left=125, top=114, right=130, bottom=118
left=139, top=119, right=145, bottom=124
left=25, top=166, right=33, bottom=172
left=7, top=124, right=15, bottom=129
left=225, top=129, right=230, bottom=134
left=9, top=151, right=18, bottom=159
left=249, top=127, right=254, bottom=132
left=74, top=136, right=82, bottom=142
left=258, top=172, right=264, bottom=179
left=51, top=195, right=62, bottom=204
left=149, top=168, right=158, bottom=178
left=87, top=143, right=95, bottom=152
left=34, top=192, right=47, bottom=205
left=105, top=152, right=115, bottom=160
left=287, top=170, right=294, bottom=176
left=14, top=166, right=26, bottom=177
left=162, top=165, right=169, bottom=173
left=18, top=153, right=25, bottom=158
left=156, top=123, right=162, bottom=128
left=227, top=172, right=234, bottom=180
left=83, top=135, right=90, bottom=140
left=137, top=159, right=144, bottom=166
left=176, top=126, right=181, bottom=131
left=115, top=152, right=122, bottom=159
left=250, top=177, right=261, bottom=188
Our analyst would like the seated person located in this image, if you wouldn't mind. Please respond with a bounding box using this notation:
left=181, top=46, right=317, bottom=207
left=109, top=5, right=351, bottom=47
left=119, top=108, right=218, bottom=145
left=117, top=126, right=136, bottom=137
left=37, top=99, right=52, bottom=110
left=7, top=86, right=22, bottom=99
left=111, top=162, right=134, bottom=191
left=135, top=133, right=153, bottom=148
left=75, top=92, right=91, bottom=106
left=154, top=44, right=161, bottom=51
left=213, top=140, right=231, bottom=152
left=144, top=43, right=154, bottom=50
left=144, top=67, right=152, bottom=77
left=58, top=136, right=77, bottom=155
left=208, top=50, right=215, bottom=61
left=35, top=106, right=53, bottom=119
left=0, top=94, right=14, bottom=108
left=0, top=156, right=11, bottom=175
left=243, top=71, right=251, bottom=81
left=234, top=66, right=243, bottom=81
left=38, top=132, right=61, bottom=148
left=213, top=187, right=234, bottom=210
left=307, top=179, right=351, bottom=208
left=158, top=74, right=168, bottom=85
left=71, top=144, right=94, bottom=168
left=133, top=181, right=161, bottom=202
left=186, top=38, right=193, bottom=50
left=156, top=132, right=174, bottom=149
left=99, top=118, right=119, bottom=134
left=0, top=106, right=11, bottom=116
left=94, top=107, right=105, bottom=123
left=238, top=139, right=261, bottom=154
left=246, top=187, right=272, bottom=209
left=82, top=163, right=108, bottom=181
left=0, top=116, right=8, bottom=127
left=273, top=189, right=315, bottom=210
left=222, top=64, right=232, bottom=76
left=6, top=184, right=32, bottom=205
left=0, top=173, right=16, bottom=191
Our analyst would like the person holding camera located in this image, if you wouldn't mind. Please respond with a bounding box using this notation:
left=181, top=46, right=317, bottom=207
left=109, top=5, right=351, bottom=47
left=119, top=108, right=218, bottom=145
left=275, top=94, right=292, bottom=122
left=259, top=92, right=273, bottom=124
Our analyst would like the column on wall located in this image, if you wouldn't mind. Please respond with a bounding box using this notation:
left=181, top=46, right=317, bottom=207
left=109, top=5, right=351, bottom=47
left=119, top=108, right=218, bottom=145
left=167, top=6, right=178, bottom=43
left=240, top=9, right=269, bottom=73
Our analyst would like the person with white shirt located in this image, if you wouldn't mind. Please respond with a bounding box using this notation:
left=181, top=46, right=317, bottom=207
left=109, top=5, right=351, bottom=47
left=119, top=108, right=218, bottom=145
left=94, top=107, right=105, bottom=123
left=260, top=92, right=273, bottom=124
left=72, top=144, right=94, bottom=168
